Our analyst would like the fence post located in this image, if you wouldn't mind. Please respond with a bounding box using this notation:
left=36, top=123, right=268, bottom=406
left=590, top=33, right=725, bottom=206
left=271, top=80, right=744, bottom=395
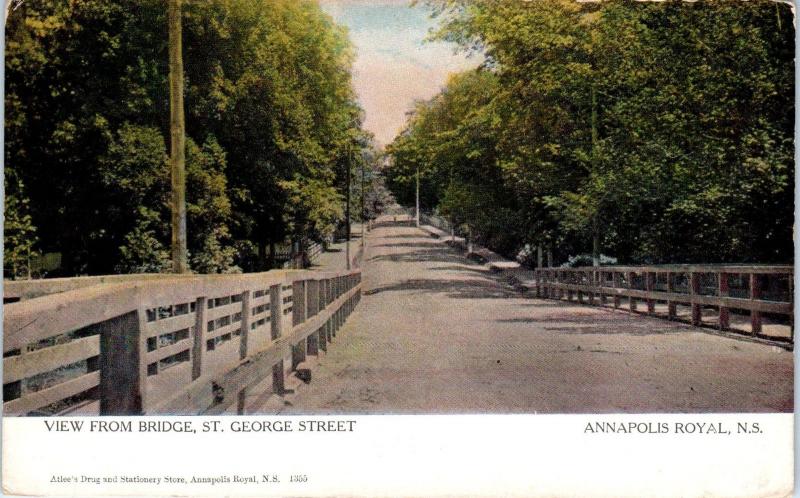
left=272, top=360, right=285, bottom=395
left=552, top=271, right=558, bottom=300
left=97, top=310, right=147, bottom=415
left=239, top=290, right=251, bottom=360
left=586, top=269, right=594, bottom=305
left=750, top=273, right=762, bottom=335
left=293, top=280, right=307, bottom=327
left=270, top=284, right=283, bottom=340
left=535, top=270, right=541, bottom=298
left=566, top=271, right=574, bottom=302
left=718, top=272, right=730, bottom=330
left=548, top=270, right=563, bottom=299
left=192, top=297, right=207, bottom=380
left=690, top=272, right=702, bottom=326
left=667, top=272, right=676, bottom=320
left=319, top=278, right=327, bottom=312
left=326, top=315, right=333, bottom=342
left=292, top=338, right=307, bottom=370
left=318, top=327, right=327, bottom=352
left=539, top=270, right=550, bottom=299
left=627, top=272, right=637, bottom=312
left=646, top=272, right=655, bottom=314
left=307, top=329, right=319, bottom=356
left=599, top=271, right=607, bottom=306
left=613, top=272, right=621, bottom=309
left=317, top=278, right=328, bottom=311
left=307, top=279, right=319, bottom=317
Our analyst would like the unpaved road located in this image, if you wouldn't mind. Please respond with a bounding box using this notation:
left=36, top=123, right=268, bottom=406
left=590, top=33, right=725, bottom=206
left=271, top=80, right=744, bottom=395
left=285, top=219, right=793, bottom=413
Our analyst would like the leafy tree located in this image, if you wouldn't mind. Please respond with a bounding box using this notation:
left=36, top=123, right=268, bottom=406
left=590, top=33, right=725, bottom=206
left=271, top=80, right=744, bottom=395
left=3, top=170, right=38, bottom=278
left=5, top=0, right=365, bottom=275
left=390, top=0, right=794, bottom=265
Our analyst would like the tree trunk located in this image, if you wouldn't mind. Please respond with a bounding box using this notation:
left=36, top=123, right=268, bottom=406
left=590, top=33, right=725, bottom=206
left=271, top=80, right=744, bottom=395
left=268, top=242, right=276, bottom=269
left=257, top=239, right=267, bottom=271
left=168, top=0, right=188, bottom=273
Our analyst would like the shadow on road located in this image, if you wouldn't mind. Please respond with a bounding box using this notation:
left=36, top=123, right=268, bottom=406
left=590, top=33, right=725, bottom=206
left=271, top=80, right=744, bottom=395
left=373, top=241, right=446, bottom=249
left=364, top=277, right=517, bottom=300
left=371, top=220, right=415, bottom=229
left=428, top=264, right=495, bottom=277
left=495, top=316, right=688, bottom=337
left=368, top=249, right=465, bottom=265
left=381, top=234, right=428, bottom=240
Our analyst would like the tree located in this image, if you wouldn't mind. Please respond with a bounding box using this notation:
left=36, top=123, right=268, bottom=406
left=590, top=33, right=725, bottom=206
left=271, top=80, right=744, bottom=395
left=5, top=0, right=365, bottom=275
left=390, top=0, right=794, bottom=264
left=3, top=170, right=38, bottom=278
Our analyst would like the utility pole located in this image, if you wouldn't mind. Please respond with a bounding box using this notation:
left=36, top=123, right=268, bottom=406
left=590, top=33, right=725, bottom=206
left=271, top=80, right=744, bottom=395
left=361, top=157, right=366, bottom=248
left=415, top=164, right=420, bottom=227
left=591, top=84, right=600, bottom=268
left=346, top=146, right=352, bottom=270
left=168, top=0, right=188, bottom=273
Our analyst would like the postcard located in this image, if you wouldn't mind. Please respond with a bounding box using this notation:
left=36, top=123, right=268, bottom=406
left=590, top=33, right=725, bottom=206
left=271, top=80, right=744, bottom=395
left=1, top=0, right=795, bottom=496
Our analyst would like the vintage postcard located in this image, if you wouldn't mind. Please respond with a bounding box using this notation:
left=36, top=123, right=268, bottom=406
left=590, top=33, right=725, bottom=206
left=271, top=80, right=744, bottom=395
left=1, top=0, right=795, bottom=496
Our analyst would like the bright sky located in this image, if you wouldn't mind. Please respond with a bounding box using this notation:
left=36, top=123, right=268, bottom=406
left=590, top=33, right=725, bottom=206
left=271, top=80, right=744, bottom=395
left=319, top=0, right=479, bottom=146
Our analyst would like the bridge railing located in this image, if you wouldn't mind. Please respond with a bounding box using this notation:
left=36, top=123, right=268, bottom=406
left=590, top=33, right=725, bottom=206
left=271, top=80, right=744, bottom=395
left=3, top=269, right=362, bottom=416
left=533, top=265, right=793, bottom=343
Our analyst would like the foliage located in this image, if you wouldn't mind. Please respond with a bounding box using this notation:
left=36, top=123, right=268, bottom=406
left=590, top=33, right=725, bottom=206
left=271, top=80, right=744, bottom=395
left=389, top=0, right=794, bottom=264
left=3, top=169, right=39, bottom=278
left=5, top=0, right=367, bottom=275
left=281, top=177, right=344, bottom=244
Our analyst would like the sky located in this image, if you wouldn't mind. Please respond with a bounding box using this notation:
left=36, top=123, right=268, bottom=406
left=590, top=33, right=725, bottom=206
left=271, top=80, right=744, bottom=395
left=319, top=0, right=479, bottom=146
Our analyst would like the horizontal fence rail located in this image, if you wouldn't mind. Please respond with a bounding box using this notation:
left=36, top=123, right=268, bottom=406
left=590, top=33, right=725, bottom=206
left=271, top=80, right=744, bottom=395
left=3, top=269, right=362, bottom=416
left=533, top=265, right=793, bottom=344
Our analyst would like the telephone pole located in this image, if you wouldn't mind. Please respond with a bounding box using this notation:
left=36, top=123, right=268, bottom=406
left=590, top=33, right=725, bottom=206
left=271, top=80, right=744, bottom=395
left=168, top=0, right=188, bottom=273
left=591, top=85, right=600, bottom=268
left=415, top=164, right=420, bottom=227
left=361, top=157, right=366, bottom=248
left=346, top=146, right=352, bottom=270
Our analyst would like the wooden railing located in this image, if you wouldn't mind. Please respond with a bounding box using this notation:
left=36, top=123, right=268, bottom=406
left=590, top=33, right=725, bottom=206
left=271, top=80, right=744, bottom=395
left=533, top=265, right=793, bottom=343
left=308, top=241, right=323, bottom=263
left=3, top=269, right=362, bottom=416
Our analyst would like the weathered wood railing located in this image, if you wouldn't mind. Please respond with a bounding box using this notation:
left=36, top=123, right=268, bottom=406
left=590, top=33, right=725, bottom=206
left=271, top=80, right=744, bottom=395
left=3, top=269, right=362, bottom=415
left=534, top=265, right=793, bottom=343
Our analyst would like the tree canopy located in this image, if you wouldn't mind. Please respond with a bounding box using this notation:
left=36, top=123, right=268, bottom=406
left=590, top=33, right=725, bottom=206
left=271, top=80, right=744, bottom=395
left=5, top=0, right=367, bottom=276
left=387, top=0, right=794, bottom=265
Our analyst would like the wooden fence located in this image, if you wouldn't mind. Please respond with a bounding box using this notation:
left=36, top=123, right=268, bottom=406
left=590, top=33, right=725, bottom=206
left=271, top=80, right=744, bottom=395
left=533, top=265, right=793, bottom=343
left=3, top=269, right=362, bottom=416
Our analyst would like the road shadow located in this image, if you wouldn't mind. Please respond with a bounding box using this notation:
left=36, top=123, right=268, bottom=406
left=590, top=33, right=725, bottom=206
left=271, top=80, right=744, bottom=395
left=515, top=301, right=579, bottom=308
left=373, top=241, right=447, bottom=249
left=371, top=220, right=415, bottom=229
left=381, top=234, right=426, bottom=240
left=368, top=249, right=466, bottom=265
left=364, top=277, right=518, bottom=300
left=428, top=264, right=495, bottom=277
left=495, top=317, right=689, bottom=337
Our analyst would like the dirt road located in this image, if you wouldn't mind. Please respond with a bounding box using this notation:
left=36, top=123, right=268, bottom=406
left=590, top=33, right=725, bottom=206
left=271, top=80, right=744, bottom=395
left=284, top=219, right=793, bottom=413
